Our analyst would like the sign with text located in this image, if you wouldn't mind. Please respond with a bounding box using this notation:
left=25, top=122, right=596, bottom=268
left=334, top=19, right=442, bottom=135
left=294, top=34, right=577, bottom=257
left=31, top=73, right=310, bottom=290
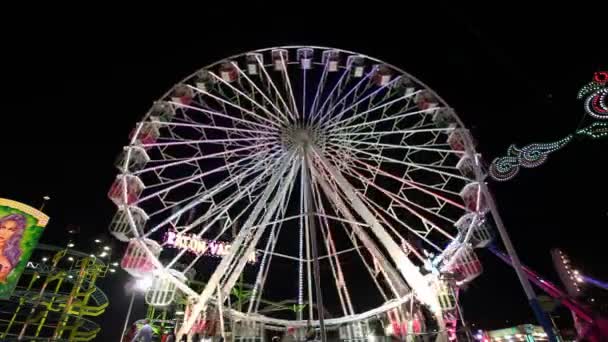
left=164, top=230, right=257, bottom=263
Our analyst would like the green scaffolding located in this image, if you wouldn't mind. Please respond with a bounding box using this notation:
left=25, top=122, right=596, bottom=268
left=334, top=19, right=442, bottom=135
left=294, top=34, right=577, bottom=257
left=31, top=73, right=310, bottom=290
left=0, top=244, right=111, bottom=341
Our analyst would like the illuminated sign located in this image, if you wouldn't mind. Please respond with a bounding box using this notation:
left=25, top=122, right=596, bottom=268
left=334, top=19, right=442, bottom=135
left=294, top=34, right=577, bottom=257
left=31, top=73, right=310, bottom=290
left=164, top=230, right=257, bottom=263
left=0, top=198, right=49, bottom=299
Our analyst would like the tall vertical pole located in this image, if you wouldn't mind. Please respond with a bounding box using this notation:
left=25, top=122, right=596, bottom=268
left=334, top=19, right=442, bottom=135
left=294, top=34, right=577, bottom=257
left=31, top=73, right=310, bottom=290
left=466, top=136, right=557, bottom=342
left=302, top=147, right=327, bottom=342
left=121, top=293, right=136, bottom=341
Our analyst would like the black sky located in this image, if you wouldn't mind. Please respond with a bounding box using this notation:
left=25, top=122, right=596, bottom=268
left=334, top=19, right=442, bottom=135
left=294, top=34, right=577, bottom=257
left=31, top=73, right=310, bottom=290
left=2, top=4, right=607, bottom=340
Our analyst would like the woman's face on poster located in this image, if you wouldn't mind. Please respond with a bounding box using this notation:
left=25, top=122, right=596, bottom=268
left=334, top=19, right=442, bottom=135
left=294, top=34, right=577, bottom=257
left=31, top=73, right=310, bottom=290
left=0, top=219, right=18, bottom=245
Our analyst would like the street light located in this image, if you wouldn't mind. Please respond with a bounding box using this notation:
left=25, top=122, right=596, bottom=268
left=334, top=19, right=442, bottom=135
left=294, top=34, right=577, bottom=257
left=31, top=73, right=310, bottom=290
left=134, top=276, right=153, bottom=292
left=40, top=196, right=50, bottom=211
left=121, top=277, right=153, bottom=340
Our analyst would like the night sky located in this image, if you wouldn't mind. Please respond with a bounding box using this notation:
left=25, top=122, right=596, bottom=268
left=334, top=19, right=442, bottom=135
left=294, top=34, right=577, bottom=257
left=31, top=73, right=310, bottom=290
left=3, top=5, right=607, bottom=341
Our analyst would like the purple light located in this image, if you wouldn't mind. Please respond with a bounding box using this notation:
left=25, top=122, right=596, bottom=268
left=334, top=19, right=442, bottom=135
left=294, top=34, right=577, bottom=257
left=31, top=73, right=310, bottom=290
left=582, top=275, right=608, bottom=290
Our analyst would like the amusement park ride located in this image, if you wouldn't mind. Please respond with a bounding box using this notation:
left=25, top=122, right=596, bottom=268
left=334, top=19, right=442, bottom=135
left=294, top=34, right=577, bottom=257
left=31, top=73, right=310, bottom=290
left=106, top=46, right=607, bottom=342
left=0, top=241, right=116, bottom=341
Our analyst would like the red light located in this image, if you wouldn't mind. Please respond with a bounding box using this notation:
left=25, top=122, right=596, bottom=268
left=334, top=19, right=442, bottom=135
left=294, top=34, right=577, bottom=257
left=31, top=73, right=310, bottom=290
left=594, top=71, right=608, bottom=84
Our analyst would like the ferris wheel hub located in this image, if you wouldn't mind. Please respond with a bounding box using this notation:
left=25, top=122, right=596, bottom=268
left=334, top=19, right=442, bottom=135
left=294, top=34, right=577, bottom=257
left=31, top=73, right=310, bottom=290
left=280, top=124, right=327, bottom=153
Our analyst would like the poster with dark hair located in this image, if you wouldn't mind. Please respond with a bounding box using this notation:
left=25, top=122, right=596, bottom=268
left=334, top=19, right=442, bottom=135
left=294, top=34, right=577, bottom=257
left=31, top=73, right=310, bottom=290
left=0, top=198, right=49, bottom=299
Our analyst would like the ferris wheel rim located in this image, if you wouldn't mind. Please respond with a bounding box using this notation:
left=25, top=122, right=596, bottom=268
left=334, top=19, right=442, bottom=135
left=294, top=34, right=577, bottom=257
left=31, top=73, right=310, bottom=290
left=131, top=45, right=468, bottom=138
left=115, top=45, right=489, bottom=336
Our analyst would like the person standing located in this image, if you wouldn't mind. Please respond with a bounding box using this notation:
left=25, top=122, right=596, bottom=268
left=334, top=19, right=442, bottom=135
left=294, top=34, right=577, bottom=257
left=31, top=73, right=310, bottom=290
left=131, top=319, right=154, bottom=342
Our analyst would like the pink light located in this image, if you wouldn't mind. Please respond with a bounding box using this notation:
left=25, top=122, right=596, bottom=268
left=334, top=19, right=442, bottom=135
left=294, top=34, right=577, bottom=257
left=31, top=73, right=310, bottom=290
left=164, top=230, right=257, bottom=263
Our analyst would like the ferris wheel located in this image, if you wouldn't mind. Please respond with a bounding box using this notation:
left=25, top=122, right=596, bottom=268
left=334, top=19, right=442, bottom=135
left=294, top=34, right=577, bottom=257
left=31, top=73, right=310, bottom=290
left=108, top=46, right=493, bottom=341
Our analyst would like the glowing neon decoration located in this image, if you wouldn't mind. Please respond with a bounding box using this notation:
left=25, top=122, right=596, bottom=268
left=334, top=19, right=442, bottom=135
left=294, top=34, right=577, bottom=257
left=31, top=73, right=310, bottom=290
left=489, top=135, right=574, bottom=181
left=490, top=71, right=607, bottom=181
left=164, top=230, right=257, bottom=264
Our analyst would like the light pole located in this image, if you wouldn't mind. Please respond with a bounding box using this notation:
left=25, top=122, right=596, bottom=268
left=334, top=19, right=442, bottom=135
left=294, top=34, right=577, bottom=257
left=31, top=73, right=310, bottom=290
left=39, top=195, right=50, bottom=211
left=467, top=139, right=558, bottom=342
left=121, top=293, right=137, bottom=341
left=121, top=277, right=153, bottom=341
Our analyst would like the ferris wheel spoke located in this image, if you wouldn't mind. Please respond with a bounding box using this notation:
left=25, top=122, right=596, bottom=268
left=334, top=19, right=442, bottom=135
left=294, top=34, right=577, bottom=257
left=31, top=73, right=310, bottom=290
left=330, top=127, right=454, bottom=137
left=309, top=164, right=406, bottom=298
left=328, top=142, right=468, bottom=182
left=308, top=60, right=330, bottom=123
left=186, top=87, right=282, bottom=131
left=314, top=65, right=352, bottom=122
left=311, top=180, right=355, bottom=316
left=324, top=152, right=453, bottom=243
left=327, top=144, right=464, bottom=205
left=354, top=192, right=428, bottom=264
left=325, top=89, right=421, bottom=131
left=232, top=62, right=292, bottom=125
left=329, top=107, right=439, bottom=133
left=327, top=153, right=458, bottom=231
left=247, top=223, right=282, bottom=314
left=134, top=142, right=273, bottom=175
left=142, top=148, right=282, bottom=238
left=357, top=192, right=444, bottom=254
left=278, top=54, right=300, bottom=120
left=249, top=166, right=300, bottom=315
left=177, top=165, right=276, bottom=238
left=254, top=55, right=297, bottom=122
left=140, top=172, right=202, bottom=192
left=301, top=68, right=308, bottom=128
left=179, top=195, right=264, bottom=273
left=210, top=153, right=298, bottom=286
left=168, top=169, right=277, bottom=271
left=325, top=77, right=399, bottom=127
left=321, top=69, right=375, bottom=121
left=297, top=161, right=307, bottom=316
left=136, top=154, right=258, bottom=206
left=142, top=136, right=277, bottom=148
left=164, top=154, right=292, bottom=274
left=351, top=156, right=463, bottom=198
left=152, top=121, right=277, bottom=140
left=218, top=156, right=301, bottom=302
left=208, top=71, right=288, bottom=126
left=169, top=101, right=272, bottom=136
left=330, top=137, right=464, bottom=156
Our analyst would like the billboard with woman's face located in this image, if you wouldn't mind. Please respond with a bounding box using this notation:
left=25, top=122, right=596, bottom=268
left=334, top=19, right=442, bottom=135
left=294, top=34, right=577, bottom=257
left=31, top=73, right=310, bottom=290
left=0, top=198, right=49, bottom=299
